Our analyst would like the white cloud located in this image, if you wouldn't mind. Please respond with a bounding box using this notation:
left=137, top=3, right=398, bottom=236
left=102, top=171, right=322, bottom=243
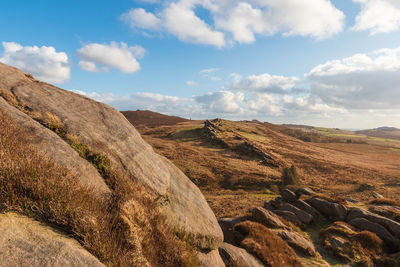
left=230, top=73, right=300, bottom=93
left=121, top=0, right=345, bottom=47
left=76, top=42, right=144, bottom=73
left=307, top=46, right=400, bottom=109
left=120, top=8, right=162, bottom=31
left=163, top=2, right=226, bottom=47
left=186, top=81, right=197, bottom=86
left=0, top=42, right=70, bottom=84
left=352, top=0, right=400, bottom=34
left=194, top=91, right=245, bottom=114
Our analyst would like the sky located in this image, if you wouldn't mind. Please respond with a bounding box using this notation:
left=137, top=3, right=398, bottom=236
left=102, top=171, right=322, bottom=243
left=1, top=0, right=400, bottom=129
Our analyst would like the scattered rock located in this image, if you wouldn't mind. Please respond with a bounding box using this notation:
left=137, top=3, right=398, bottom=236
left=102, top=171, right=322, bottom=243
left=280, top=203, right=313, bottom=225
left=203, top=120, right=229, bottom=148
left=278, top=231, right=317, bottom=257
left=281, top=189, right=297, bottom=203
left=0, top=213, right=105, bottom=267
left=269, top=197, right=285, bottom=209
left=372, top=192, right=384, bottom=199
left=345, top=197, right=359, bottom=204
left=273, top=210, right=301, bottom=225
left=293, top=199, right=323, bottom=221
left=348, top=218, right=397, bottom=246
left=219, top=217, right=248, bottom=245
left=329, top=236, right=347, bottom=251
left=252, top=207, right=287, bottom=229
left=198, top=249, right=225, bottom=267
left=295, top=187, right=315, bottom=198
left=369, top=205, right=400, bottom=222
left=219, top=243, right=265, bottom=267
left=347, top=207, right=400, bottom=238
left=305, top=197, right=347, bottom=221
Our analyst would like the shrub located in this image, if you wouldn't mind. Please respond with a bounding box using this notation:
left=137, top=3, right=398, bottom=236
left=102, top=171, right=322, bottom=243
left=282, top=165, right=300, bottom=186
left=0, top=111, right=198, bottom=267
left=234, top=221, right=303, bottom=267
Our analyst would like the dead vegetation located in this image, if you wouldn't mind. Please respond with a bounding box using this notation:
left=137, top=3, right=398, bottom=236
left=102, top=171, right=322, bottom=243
left=0, top=111, right=198, bottom=267
left=234, top=221, right=303, bottom=267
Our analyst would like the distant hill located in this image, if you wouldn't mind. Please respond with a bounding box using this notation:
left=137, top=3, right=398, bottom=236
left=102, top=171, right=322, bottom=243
left=356, top=127, right=400, bottom=140
left=122, top=110, right=189, bottom=127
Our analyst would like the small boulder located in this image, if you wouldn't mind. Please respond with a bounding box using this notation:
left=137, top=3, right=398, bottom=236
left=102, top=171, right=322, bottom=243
left=278, top=231, right=317, bottom=257
left=198, top=249, right=225, bottom=267
left=305, top=197, right=347, bottom=221
left=269, top=197, right=285, bottom=209
left=280, top=203, right=313, bottom=225
left=293, top=199, right=323, bottom=221
left=295, top=187, right=315, bottom=198
left=281, top=189, right=297, bottom=203
left=347, top=207, right=400, bottom=238
left=372, top=191, right=384, bottom=199
left=272, top=210, right=301, bottom=225
left=219, top=243, right=265, bottom=267
left=348, top=218, right=397, bottom=246
left=219, top=217, right=248, bottom=245
left=252, top=207, right=287, bottom=229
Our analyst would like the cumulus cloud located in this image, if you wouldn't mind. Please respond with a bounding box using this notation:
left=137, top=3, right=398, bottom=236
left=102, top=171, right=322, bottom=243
left=120, top=8, right=162, bottom=31
left=352, top=0, right=400, bottom=34
left=121, top=0, right=344, bottom=47
left=194, top=91, right=245, bottom=114
left=307, top=46, right=400, bottom=109
left=186, top=81, right=197, bottom=86
left=76, top=42, right=145, bottom=73
left=0, top=42, right=70, bottom=84
left=230, top=73, right=300, bottom=93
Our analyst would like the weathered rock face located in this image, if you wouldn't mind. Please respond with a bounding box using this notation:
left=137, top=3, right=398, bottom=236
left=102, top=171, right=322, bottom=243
left=293, top=199, right=322, bottom=221
left=0, top=213, right=105, bottom=267
left=0, top=97, right=110, bottom=195
left=305, top=198, right=347, bottom=221
left=348, top=218, right=397, bottom=245
left=252, top=207, right=287, bottom=229
left=278, top=231, right=317, bottom=257
left=347, top=207, right=400, bottom=238
left=281, top=189, right=296, bottom=203
left=280, top=203, right=313, bottom=225
left=219, top=243, right=265, bottom=267
left=272, top=210, right=301, bottom=225
left=198, top=249, right=225, bottom=267
left=0, top=62, right=223, bottom=250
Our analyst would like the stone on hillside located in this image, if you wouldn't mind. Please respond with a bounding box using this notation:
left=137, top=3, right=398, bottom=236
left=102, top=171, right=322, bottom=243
left=305, top=198, right=347, bottom=221
left=329, top=236, right=347, bottom=251
left=348, top=218, right=397, bottom=245
left=219, top=217, right=248, bottom=245
left=219, top=243, right=265, bottom=267
left=273, top=210, right=301, bottom=225
left=369, top=205, right=400, bottom=222
left=269, top=197, right=285, bottom=209
left=372, top=191, right=384, bottom=199
left=198, top=250, right=225, bottom=267
left=280, top=203, right=313, bottom=225
left=0, top=97, right=110, bottom=195
left=0, top=213, right=105, bottom=267
left=278, top=231, right=317, bottom=257
left=293, top=200, right=323, bottom=221
left=281, top=189, right=297, bottom=203
left=347, top=207, right=400, bottom=239
left=295, top=187, right=315, bottom=198
left=0, top=62, right=223, bottom=250
left=252, top=207, right=286, bottom=229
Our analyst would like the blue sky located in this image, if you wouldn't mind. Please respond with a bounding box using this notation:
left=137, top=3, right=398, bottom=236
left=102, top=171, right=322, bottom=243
left=1, top=0, right=400, bottom=128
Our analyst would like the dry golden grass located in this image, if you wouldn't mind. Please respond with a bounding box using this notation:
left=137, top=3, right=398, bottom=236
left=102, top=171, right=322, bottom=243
left=370, top=198, right=400, bottom=207
left=234, top=221, right=303, bottom=267
left=0, top=111, right=198, bottom=267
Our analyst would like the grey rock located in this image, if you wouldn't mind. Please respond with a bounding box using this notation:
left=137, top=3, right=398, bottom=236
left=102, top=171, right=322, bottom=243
left=273, top=210, right=301, bottom=225
left=281, top=189, right=297, bottom=203
left=347, top=207, right=400, bottom=238
left=295, top=187, right=315, bottom=198
left=280, top=203, right=313, bottom=225
left=305, top=197, right=347, bottom=221
left=293, top=199, right=323, bottom=221
left=198, top=249, right=225, bottom=267
left=0, top=213, right=105, bottom=267
left=0, top=62, right=223, bottom=250
left=219, top=243, right=265, bottom=267
left=278, top=231, right=317, bottom=257
left=348, top=218, right=397, bottom=245
left=252, top=207, right=287, bottom=229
